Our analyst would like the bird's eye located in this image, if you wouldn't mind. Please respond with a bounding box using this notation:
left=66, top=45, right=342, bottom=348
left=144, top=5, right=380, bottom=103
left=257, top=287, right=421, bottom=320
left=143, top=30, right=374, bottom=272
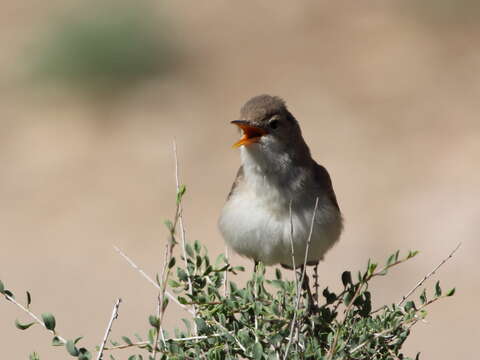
left=269, top=119, right=279, bottom=129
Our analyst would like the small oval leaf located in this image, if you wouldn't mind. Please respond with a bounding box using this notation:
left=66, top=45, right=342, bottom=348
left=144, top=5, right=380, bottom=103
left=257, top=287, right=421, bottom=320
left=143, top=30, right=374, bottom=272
left=66, top=339, right=79, bottom=356
left=41, top=313, right=56, bottom=331
left=15, top=319, right=35, bottom=330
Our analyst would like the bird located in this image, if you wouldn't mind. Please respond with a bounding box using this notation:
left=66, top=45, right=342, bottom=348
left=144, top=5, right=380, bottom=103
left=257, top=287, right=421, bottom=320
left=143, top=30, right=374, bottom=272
left=218, top=95, right=343, bottom=271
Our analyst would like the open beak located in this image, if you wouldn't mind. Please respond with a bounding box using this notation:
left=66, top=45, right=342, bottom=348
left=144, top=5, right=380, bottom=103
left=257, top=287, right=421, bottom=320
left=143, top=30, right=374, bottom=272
left=231, top=120, right=268, bottom=148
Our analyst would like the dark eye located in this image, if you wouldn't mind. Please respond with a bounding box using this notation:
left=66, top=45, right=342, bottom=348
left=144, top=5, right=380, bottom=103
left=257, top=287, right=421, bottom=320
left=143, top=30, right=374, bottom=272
left=269, top=119, right=279, bottom=129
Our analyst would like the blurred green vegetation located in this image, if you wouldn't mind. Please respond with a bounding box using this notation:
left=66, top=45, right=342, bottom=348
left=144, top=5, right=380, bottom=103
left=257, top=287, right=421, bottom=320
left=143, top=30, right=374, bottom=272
left=33, top=1, right=176, bottom=96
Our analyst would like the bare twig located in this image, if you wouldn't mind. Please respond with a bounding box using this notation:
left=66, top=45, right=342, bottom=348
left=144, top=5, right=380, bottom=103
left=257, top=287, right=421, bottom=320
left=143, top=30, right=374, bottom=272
left=298, top=197, right=319, bottom=294
left=104, top=333, right=232, bottom=351
left=313, top=263, right=319, bottom=302
left=113, top=245, right=193, bottom=315
left=152, top=168, right=187, bottom=358
left=212, top=319, right=247, bottom=353
left=288, top=200, right=298, bottom=296
left=283, top=197, right=319, bottom=360
left=2, top=293, right=66, bottom=344
left=398, top=242, right=461, bottom=306
left=96, top=298, right=122, bottom=360
left=223, top=246, right=229, bottom=297
left=173, top=140, right=198, bottom=336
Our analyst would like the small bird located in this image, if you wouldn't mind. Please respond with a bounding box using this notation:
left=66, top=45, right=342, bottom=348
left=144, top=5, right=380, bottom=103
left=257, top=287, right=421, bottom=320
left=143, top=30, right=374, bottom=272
left=218, top=95, right=343, bottom=269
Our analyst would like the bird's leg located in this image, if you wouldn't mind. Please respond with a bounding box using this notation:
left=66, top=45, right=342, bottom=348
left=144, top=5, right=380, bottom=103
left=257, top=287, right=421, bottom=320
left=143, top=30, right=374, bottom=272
left=313, top=262, right=319, bottom=303
left=300, top=267, right=316, bottom=314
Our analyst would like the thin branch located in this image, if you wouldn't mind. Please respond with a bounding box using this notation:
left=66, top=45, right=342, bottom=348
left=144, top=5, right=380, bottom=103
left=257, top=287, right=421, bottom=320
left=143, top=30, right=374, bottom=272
left=223, top=246, right=229, bottom=297
left=2, top=293, right=66, bottom=344
left=398, top=242, right=461, bottom=306
left=283, top=197, right=319, bottom=360
left=298, top=197, right=319, bottom=294
left=288, top=200, right=298, bottom=296
left=212, top=319, right=247, bottom=353
left=113, top=245, right=193, bottom=315
left=104, top=333, right=232, bottom=351
left=173, top=140, right=198, bottom=336
left=96, top=298, right=122, bottom=360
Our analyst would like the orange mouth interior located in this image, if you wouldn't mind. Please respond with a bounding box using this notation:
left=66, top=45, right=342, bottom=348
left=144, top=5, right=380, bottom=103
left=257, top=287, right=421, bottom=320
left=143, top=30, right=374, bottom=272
left=232, top=124, right=267, bottom=148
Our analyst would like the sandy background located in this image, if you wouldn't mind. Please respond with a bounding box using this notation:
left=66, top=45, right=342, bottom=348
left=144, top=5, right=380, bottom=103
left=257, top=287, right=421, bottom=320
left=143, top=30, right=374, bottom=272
left=0, top=1, right=479, bottom=358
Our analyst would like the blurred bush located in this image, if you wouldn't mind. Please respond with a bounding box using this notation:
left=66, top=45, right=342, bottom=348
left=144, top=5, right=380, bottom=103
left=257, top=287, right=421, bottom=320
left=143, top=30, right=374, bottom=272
left=33, top=1, right=176, bottom=96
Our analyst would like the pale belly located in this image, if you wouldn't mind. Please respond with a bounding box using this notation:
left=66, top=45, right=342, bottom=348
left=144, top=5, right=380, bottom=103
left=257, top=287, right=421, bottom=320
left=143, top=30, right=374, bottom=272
left=218, top=188, right=341, bottom=267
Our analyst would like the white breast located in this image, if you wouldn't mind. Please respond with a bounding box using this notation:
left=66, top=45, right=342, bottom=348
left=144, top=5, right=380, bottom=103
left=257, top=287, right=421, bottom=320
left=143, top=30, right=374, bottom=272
left=218, top=147, right=342, bottom=267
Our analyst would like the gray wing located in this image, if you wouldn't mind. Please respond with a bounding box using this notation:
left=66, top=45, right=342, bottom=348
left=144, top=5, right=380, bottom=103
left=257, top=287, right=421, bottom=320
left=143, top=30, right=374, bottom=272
left=313, top=163, right=340, bottom=211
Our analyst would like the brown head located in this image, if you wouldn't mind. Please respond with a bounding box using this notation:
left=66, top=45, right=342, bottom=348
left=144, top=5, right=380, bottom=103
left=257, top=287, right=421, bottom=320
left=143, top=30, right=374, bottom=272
left=231, top=95, right=304, bottom=149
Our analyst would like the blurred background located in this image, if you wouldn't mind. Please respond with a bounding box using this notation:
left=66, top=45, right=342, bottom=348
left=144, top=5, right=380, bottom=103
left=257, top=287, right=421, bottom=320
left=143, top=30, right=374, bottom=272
left=0, top=0, right=479, bottom=358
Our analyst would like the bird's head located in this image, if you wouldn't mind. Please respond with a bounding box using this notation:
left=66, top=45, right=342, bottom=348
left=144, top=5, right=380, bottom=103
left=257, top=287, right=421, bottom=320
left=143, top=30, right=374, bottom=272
left=231, top=95, right=303, bottom=151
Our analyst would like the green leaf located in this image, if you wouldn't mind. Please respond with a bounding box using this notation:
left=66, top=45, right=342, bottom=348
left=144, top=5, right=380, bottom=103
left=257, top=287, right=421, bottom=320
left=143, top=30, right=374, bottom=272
left=168, top=279, right=180, bottom=288
left=74, top=336, right=83, bottom=344
left=26, top=291, right=32, bottom=308
left=176, top=184, right=186, bottom=204
left=252, top=342, right=263, bottom=360
left=122, top=336, right=133, bottom=345
left=66, top=339, right=79, bottom=356
left=194, top=240, right=201, bottom=254
left=15, top=319, right=35, bottom=330
left=29, top=352, right=40, bottom=360
left=149, top=315, right=160, bottom=328
left=404, top=301, right=416, bottom=312
left=4, top=289, right=14, bottom=298
left=177, top=268, right=188, bottom=282
left=275, top=268, right=282, bottom=280
left=368, top=262, right=377, bottom=275
left=185, top=243, right=194, bottom=258
left=419, top=289, right=427, bottom=305
left=164, top=220, right=173, bottom=231
left=386, top=253, right=396, bottom=266
left=177, top=296, right=188, bottom=305
left=41, top=313, right=56, bottom=331
left=29, top=353, right=40, bottom=360
left=435, top=281, right=442, bottom=297
left=78, top=348, right=91, bottom=360
left=194, top=318, right=208, bottom=333
left=148, top=328, right=156, bottom=345
left=168, top=257, right=176, bottom=269
left=408, top=250, right=419, bottom=259
left=0, top=280, right=4, bottom=294
left=446, top=288, right=456, bottom=297
left=344, top=291, right=354, bottom=306
left=341, top=271, right=352, bottom=286
left=52, top=336, right=63, bottom=346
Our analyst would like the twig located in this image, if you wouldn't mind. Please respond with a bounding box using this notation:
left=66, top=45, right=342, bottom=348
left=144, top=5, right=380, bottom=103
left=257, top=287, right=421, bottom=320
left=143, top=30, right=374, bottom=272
left=298, top=197, right=319, bottom=294
left=113, top=246, right=193, bottom=315
left=96, top=298, right=122, bottom=360
left=2, top=293, right=66, bottom=344
left=173, top=140, right=198, bottom=336
left=223, top=246, right=229, bottom=297
left=104, top=333, right=232, bottom=351
left=212, top=319, right=247, bottom=353
left=253, top=266, right=259, bottom=343
left=283, top=197, right=319, bottom=360
left=288, top=200, right=298, bottom=296
left=153, top=171, right=186, bottom=358
left=398, top=242, right=461, bottom=306
left=313, top=263, right=319, bottom=303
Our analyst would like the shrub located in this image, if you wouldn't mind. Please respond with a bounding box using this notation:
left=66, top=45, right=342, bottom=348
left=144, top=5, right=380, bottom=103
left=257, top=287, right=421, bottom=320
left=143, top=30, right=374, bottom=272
left=1, top=182, right=458, bottom=360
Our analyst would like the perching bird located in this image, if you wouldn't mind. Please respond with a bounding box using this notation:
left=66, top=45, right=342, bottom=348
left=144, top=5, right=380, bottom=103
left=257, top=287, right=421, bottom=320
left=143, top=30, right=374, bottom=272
left=218, top=95, right=343, bottom=269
